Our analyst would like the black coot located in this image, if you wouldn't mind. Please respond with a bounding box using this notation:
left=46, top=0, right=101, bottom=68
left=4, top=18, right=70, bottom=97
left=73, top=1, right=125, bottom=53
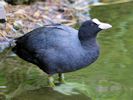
left=12, top=18, right=112, bottom=87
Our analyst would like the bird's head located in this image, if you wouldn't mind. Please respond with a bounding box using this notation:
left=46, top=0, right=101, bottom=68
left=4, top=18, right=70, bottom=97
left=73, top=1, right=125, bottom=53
left=79, top=18, right=112, bottom=40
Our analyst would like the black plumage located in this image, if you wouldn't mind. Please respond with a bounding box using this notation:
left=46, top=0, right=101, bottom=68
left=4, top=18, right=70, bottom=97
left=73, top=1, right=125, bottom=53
left=12, top=19, right=112, bottom=75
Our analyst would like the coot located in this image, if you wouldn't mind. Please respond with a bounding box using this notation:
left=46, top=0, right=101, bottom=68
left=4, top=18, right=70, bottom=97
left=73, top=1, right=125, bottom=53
left=12, top=18, right=112, bottom=87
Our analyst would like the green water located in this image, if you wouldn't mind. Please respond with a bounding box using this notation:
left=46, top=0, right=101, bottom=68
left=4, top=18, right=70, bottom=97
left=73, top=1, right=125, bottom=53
left=0, top=1, right=133, bottom=100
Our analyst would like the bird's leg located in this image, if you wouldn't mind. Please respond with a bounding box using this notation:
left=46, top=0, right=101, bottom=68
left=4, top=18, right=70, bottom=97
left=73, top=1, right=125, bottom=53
left=58, top=73, right=65, bottom=84
left=48, top=75, right=55, bottom=87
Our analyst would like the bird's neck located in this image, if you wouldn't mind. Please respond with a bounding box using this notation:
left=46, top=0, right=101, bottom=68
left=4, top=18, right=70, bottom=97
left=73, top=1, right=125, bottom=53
left=80, top=38, right=100, bottom=66
left=77, top=30, right=100, bottom=67
left=74, top=37, right=99, bottom=69
left=79, top=36, right=98, bottom=49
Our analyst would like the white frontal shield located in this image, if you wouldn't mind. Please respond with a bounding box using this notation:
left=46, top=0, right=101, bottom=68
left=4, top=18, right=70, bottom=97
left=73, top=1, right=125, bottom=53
left=92, top=18, right=112, bottom=30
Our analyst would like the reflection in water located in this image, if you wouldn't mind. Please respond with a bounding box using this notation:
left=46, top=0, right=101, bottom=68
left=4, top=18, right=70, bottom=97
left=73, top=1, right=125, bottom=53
left=8, top=83, right=91, bottom=100
left=1, top=1, right=133, bottom=100
left=54, top=82, right=87, bottom=95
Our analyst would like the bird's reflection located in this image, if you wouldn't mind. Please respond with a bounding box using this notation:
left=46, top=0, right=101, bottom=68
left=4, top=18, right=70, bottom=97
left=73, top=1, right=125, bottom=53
left=10, top=82, right=91, bottom=100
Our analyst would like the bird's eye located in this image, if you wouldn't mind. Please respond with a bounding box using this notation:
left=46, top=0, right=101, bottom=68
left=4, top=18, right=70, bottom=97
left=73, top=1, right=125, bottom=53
left=91, top=23, right=94, bottom=26
left=91, top=23, right=97, bottom=26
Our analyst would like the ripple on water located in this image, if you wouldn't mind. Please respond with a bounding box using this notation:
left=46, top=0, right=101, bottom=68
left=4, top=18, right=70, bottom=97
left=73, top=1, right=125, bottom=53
left=96, top=79, right=124, bottom=98
left=54, top=82, right=87, bottom=95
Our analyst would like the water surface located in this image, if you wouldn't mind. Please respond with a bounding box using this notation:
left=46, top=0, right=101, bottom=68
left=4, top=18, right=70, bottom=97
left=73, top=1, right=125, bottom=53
left=0, top=1, right=133, bottom=100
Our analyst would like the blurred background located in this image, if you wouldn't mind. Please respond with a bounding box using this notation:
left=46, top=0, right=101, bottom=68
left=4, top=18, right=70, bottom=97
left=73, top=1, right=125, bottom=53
left=0, top=0, right=133, bottom=100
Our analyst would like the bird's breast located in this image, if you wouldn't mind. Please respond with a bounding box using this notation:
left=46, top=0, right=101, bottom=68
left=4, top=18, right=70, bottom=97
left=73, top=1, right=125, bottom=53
left=44, top=47, right=99, bottom=73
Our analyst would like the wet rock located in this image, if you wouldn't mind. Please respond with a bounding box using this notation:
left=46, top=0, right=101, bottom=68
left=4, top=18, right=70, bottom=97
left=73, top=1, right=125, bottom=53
left=0, top=41, right=10, bottom=52
left=13, top=20, right=23, bottom=30
left=0, top=38, right=15, bottom=53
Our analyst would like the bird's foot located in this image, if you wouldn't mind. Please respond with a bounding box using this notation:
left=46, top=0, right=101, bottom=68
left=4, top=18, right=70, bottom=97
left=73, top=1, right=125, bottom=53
left=48, top=75, right=55, bottom=88
left=58, top=73, right=65, bottom=84
left=58, top=78, right=65, bottom=84
left=48, top=81, right=56, bottom=87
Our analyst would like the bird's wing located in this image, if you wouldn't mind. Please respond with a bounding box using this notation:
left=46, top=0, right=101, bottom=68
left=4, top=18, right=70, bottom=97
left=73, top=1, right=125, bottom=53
left=44, top=24, right=78, bottom=35
left=15, top=24, right=78, bottom=52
